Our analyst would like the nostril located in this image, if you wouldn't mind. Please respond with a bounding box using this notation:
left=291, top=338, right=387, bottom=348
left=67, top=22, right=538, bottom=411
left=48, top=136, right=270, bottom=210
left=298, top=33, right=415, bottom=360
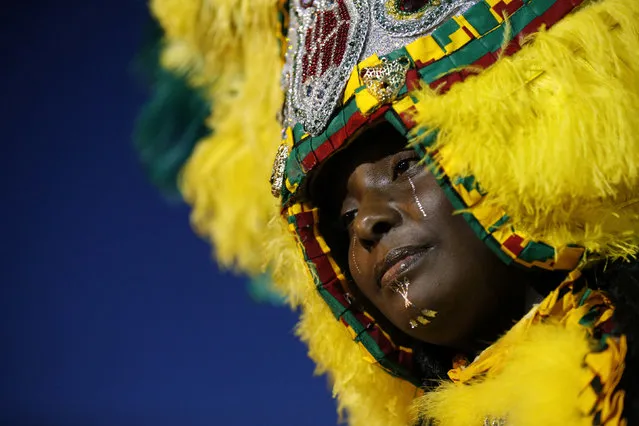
left=372, top=222, right=392, bottom=236
left=360, top=239, right=374, bottom=251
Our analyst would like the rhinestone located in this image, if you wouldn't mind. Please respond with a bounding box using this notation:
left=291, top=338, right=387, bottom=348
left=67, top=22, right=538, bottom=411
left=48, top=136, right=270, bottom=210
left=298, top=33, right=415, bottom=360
left=284, top=0, right=369, bottom=136
left=270, top=143, right=291, bottom=198
left=360, top=56, right=410, bottom=103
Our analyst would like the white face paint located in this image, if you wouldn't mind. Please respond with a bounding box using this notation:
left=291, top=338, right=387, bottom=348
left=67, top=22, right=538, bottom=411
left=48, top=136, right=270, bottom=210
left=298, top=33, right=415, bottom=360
left=351, top=234, right=362, bottom=275
left=408, top=176, right=427, bottom=218
left=391, top=277, right=439, bottom=329
left=391, top=277, right=413, bottom=309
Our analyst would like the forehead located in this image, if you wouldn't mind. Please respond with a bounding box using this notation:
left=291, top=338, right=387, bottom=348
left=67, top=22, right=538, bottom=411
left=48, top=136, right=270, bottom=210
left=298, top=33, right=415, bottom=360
left=308, top=122, right=408, bottom=207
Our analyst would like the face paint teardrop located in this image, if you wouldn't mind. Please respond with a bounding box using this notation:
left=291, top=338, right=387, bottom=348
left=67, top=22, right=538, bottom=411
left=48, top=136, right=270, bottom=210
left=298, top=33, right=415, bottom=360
left=408, top=176, right=427, bottom=218
left=351, top=234, right=362, bottom=275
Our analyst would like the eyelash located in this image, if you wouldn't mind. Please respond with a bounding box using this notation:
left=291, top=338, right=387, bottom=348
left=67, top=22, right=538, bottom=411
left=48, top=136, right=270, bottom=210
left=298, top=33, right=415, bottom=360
left=340, top=210, right=357, bottom=229
left=339, top=152, right=420, bottom=229
left=392, top=153, right=419, bottom=180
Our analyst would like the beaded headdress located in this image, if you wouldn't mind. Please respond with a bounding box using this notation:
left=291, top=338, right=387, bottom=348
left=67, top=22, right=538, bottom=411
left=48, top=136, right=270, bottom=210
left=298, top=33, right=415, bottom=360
left=268, top=0, right=639, bottom=414
left=281, top=0, right=477, bottom=135
left=272, top=0, right=589, bottom=380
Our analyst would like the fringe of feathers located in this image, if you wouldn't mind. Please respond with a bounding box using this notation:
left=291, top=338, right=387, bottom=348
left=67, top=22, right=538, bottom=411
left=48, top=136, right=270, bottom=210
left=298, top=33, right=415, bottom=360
left=150, top=0, right=286, bottom=276
left=411, top=0, right=639, bottom=263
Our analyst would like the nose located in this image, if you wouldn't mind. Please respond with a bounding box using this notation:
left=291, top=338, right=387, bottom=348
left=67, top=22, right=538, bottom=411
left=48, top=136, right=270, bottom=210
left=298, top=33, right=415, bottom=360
left=353, top=196, right=402, bottom=251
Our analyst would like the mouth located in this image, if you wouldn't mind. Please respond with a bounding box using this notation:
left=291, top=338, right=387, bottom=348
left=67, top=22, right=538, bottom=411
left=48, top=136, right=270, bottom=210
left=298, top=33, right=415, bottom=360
left=375, top=245, right=432, bottom=289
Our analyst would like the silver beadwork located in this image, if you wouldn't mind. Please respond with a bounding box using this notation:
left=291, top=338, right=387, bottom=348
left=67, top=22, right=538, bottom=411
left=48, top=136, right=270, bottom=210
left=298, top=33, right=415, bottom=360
left=372, top=0, right=477, bottom=38
left=281, top=0, right=480, bottom=136
left=287, top=0, right=370, bottom=136
left=408, top=176, right=428, bottom=217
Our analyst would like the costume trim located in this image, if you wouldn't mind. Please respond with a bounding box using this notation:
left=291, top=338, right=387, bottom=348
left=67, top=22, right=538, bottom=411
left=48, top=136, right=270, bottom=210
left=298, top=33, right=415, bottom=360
left=415, top=272, right=627, bottom=425
left=281, top=0, right=583, bottom=204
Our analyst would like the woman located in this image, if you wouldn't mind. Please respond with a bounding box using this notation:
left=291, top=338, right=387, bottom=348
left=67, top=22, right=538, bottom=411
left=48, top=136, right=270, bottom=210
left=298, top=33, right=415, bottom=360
left=145, top=0, right=639, bottom=424
left=266, top=0, right=639, bottom=424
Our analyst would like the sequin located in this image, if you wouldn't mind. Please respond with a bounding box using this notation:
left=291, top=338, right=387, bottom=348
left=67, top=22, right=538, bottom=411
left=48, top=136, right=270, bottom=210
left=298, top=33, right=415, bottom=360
left=281, top=0, right=479, bottom=135
left=270, top=143, right=291, bottom=197
left=374, top=0, right=477, bottom=37
left=286, top=0, right=369, bottom=136
left=360, top=56, right=410, bottom=103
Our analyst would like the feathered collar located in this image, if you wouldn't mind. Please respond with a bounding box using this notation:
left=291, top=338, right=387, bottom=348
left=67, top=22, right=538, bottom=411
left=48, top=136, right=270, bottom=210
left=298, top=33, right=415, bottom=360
left=414, top=271, right=627, bottom=425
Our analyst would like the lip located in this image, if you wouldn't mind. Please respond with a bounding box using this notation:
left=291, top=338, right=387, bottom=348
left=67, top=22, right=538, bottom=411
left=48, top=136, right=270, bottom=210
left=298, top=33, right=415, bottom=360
left=375, top=245, right=432, bottom=288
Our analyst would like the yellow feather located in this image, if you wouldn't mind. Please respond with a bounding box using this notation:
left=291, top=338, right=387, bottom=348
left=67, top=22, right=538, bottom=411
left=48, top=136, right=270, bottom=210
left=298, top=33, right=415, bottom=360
left=412, top=0, right=639, bottom=262
left=151, top=0, right=285, bottom=276
left=412, top=324, right=594, bottom=426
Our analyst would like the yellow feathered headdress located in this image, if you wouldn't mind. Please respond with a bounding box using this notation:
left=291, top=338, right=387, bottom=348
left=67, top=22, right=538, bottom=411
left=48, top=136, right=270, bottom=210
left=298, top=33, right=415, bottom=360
left=145, top=0, right=639, bottom=424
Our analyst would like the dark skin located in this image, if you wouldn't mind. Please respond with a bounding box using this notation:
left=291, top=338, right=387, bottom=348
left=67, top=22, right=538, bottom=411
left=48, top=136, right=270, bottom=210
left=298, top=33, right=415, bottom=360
left=313, top=123, right=539, bottom=352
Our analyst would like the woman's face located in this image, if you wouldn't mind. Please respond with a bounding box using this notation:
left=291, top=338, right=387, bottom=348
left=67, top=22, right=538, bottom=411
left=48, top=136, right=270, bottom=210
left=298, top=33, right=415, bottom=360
left=315, top=124, right=529, bottom=350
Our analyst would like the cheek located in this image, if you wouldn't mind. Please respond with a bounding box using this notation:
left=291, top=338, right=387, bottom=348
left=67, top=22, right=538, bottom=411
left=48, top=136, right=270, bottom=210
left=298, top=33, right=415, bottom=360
left=394, top=176, right=509, bottom=343
left=348, top=237, right=378, bottom=300
left=407, top=217, right=513, bottom=345
left=348, top=234, right=362, bottom=275
left=407, top=172, right=453, bottom=220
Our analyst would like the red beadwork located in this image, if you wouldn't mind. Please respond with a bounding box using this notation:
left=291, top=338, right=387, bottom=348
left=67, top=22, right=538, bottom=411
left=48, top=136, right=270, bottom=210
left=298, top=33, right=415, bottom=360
left=314, top=140, right=335, bottom=162
left=301, top=0, right=351, bottom=83
left=304, top=237, right=325, bottom=260
left=367, top=326, right=396, bottom=354
left=301, top=151, right=319, bottom=171
left=295, top=211, right=315, bottom=228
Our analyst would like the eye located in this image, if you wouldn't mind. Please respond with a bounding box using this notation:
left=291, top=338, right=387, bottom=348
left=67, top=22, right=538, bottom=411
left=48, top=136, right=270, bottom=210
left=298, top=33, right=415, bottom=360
left=340, top=209, right=358, bottom=229
left=392, top=152, right=420, bottom=179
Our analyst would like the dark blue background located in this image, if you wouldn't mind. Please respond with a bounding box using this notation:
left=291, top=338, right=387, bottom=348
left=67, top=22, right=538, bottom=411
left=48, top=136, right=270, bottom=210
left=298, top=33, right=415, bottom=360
left=1, top=2, right=336, bottom=425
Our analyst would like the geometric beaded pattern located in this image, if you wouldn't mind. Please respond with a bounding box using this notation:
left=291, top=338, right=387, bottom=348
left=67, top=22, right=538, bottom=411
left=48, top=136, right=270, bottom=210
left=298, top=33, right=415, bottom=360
left=283, top=0, right=477, bottom=136
left=285, top=0, right=369, bottom=136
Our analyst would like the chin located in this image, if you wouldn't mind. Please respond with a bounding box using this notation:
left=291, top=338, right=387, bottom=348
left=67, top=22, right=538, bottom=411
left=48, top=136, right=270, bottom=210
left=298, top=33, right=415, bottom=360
left=392, top=302, right=478, bottom=349
left=408, top=324, right=466, bottom=348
